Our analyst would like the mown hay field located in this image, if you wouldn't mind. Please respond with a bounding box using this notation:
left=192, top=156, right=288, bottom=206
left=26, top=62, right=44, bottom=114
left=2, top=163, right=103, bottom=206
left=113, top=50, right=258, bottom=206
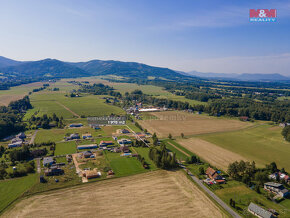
left=139, top=111, right=252, bottom=138
left=3, top=171, right=226, bottom=218
left=177, top=138, right=248, bottom=171
left=198, top=124, right=290, bottom=171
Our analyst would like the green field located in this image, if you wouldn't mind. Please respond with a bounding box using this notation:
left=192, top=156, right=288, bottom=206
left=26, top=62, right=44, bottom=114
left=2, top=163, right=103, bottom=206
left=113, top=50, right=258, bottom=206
left=104, top=151, right=147, bottom=177
left=55, top=141, right=77, bottom=155
left=198, top=124, right=290, bottom=171
left=0, top=173, right=38, bottom=213
left=133, top=147, right=157, bottom=170
left=24, top=92, right=125, bottom=120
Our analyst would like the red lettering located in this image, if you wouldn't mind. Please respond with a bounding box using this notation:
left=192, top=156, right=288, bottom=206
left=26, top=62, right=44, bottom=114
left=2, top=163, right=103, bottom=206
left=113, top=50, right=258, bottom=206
left=265, top=9, right=276, bottom=17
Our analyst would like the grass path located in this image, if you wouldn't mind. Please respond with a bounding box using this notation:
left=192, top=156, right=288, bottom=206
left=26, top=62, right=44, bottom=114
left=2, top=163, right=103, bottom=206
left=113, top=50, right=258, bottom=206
left=167, top=141, right=190, bottom=157
left=55, top=101, right=80, bottom=118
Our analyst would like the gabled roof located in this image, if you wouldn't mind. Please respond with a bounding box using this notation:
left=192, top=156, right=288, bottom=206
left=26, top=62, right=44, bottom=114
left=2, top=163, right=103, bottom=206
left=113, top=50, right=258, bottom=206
left=248, top=203, right=273, bottom=218
left=264, top=182, right=283, bottom=188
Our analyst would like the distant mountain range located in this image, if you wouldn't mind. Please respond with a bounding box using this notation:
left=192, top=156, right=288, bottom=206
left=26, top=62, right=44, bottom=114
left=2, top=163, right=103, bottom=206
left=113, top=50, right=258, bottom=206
left=186, top=71, right=290, bottom=82
left=0, top=56, right=183, bottom=80
left=0, top=56, right=289, bottom=82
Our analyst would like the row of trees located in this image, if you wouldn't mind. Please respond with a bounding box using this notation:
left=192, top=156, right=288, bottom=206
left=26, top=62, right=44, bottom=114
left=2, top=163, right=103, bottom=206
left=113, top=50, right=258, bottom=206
left=0, top=96, right=32, bottom=140
left=28, top=113, right=64, bottom=129
left=79, top=83, right=122, bottom=98
left=148, top=144, right=177, bottom=169
left=282, top=125, right=290, bottom=142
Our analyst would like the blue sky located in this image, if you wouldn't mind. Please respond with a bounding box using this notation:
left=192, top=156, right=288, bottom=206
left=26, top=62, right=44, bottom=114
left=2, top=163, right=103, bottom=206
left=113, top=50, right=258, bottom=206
left=0, top=0, right=290, bottom=75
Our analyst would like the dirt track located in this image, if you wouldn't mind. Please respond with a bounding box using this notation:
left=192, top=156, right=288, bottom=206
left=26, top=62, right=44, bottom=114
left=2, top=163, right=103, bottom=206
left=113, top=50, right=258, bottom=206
left=178, top=138, right=248, bottom=171
left=139, top=111, right=251, bottom=138
left=3, top=171, right=226, bottom=218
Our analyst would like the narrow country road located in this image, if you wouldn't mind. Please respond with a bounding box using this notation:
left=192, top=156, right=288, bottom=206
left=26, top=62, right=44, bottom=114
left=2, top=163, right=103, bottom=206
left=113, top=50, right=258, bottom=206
left=180, top=164, right=241, bottom=218
left=29, top=130, right=38, bottom=145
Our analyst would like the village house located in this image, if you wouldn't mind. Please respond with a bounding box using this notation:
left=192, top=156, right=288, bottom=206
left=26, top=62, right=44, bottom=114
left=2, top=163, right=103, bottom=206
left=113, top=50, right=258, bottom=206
left=44, top=166, right=64, bottom=176
left=269, top=172, right=290, bottom=184
left=65, top=133, right=80, bottom=141
left=248, top=203, right=274, bottom=218
left=99, top=140, right=113, bottom=147
left=8, top=141, right=23, bottom=148
left=82, top=151, right=94, bottom=158
left=117, top=138, right=132, bottom=146
left=82, top=133, right=92, bottom=139
left=264, top=182, right=289, bottom=197
left=114, top=147, right=122, bottom=153
left=90, top=124, right=101, bottom=130
left=43, top=157, right=55, bottom=167
left=117, top=129, right=130, bottom=134
left=205, top=167, right=225, bottom=184
left=69, top=123, right=83, bottom=128
left=16, top=132, right=26, bottom=139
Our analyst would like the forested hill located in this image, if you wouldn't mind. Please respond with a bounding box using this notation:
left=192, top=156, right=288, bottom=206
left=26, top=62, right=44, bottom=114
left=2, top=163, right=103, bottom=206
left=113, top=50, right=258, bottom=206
left=0, top=57, right=186, bottom=81
left=70, top=60, right=183, bottom=79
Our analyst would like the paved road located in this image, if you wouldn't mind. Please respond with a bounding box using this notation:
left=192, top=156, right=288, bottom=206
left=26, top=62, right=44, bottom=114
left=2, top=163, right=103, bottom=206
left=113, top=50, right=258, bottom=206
left=180, top=164, right=241, bottom=218
left=29, top=130, right=38, bottom=145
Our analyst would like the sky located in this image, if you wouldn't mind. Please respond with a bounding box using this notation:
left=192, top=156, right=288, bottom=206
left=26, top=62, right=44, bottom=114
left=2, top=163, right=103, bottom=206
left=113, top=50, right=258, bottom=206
left=0, top=0, right=290, bottom=76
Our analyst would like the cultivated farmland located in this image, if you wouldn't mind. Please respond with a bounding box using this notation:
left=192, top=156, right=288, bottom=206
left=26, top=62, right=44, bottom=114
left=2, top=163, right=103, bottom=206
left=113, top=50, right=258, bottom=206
left=139, top=111, right=252, bottom=138
left=177, top=138, right=248, bottom=171
left=198, top=124, right=290, bottom=171
left=3, top=171, right=226, bottom=218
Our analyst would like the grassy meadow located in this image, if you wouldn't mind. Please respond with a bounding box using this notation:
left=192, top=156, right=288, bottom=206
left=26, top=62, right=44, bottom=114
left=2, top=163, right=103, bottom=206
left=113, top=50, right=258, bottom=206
left=198, top=124, right=290, bottom=171
left=0, top=173, right=38, bottom=214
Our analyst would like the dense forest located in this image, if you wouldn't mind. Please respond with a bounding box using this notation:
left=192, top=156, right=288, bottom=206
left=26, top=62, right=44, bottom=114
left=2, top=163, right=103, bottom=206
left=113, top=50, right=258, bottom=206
left=0, top=96, right=32, bottom=139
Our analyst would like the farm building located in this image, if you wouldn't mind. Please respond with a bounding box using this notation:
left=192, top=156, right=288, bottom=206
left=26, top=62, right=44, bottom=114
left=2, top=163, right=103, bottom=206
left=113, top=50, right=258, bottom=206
left=43, top=157, right=55, bottom=167
left=99, top=141, right=113, bottom=147
left=11, top=137, right=23, bottom=144
left=139, top=108, right=160, bottom=112
left=82, top=133, right=92, bottom=139
left=264, top=182, right=289, bottom=197
left=206, top=167, right=225, bottom=184
left=77, top=144, right=98, bottom=150
left=117, top=138, right=132, bottom=146
left=69, top=123, right=83, bottom=128
left=114, top=147, right=122, bottom=153
left=8, top=141, right=23, bottom=148
left=248, top=203, right=274, bottom=218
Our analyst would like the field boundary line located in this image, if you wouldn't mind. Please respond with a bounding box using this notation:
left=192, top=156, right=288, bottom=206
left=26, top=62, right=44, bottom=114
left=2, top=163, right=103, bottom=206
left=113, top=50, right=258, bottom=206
left=167, top=141, right=190, bottom=157
left=55, top=101, right=80, bottom=118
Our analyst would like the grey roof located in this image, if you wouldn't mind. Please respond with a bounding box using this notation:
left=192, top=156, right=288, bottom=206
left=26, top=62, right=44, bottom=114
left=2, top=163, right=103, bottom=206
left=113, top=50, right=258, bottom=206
left=43, top=157, right=54, bottom=165
left=264, top=182, right=283, bottom=188
left=248, top=203, right=273, bottom=218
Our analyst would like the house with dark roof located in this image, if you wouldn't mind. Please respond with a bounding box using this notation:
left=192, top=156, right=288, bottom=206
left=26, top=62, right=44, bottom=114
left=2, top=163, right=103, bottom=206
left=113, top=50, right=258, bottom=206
left=43, top=157, right=54, bottom=167
left=264, top=182, right=289, bottom=197
left=65, top=133, right=80, bottom=141
left=248, top=203, right=274, bottom=218
left=99, top=141, right=113, bottom=147
left=117, top=138, right=132, bottom=146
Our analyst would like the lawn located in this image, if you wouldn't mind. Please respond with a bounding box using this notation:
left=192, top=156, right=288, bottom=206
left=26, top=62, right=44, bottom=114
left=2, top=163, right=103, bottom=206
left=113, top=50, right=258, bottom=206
left=55, top=141, right=76, bottom=155
left=133, top=147, right=157, bottom=170
left=0, top=173, right=38, bottom=214
left=198, top=124, right=290, bottom=171
left=104, top=151, right=147, bottom=177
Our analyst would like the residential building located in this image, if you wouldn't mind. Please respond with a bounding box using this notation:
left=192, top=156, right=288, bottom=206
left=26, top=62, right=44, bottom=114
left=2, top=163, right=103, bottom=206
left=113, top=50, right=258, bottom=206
left=43, top=157, right=54, bottom=167
left=264, top=182, right=289, bottom=197
left=248, top=203, right=274, bottom=218
left=206, top=167, right=225, bottom=184
left=82, top=133, right=92, bottom=139
left=99, top=141, right=113, bottom=147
